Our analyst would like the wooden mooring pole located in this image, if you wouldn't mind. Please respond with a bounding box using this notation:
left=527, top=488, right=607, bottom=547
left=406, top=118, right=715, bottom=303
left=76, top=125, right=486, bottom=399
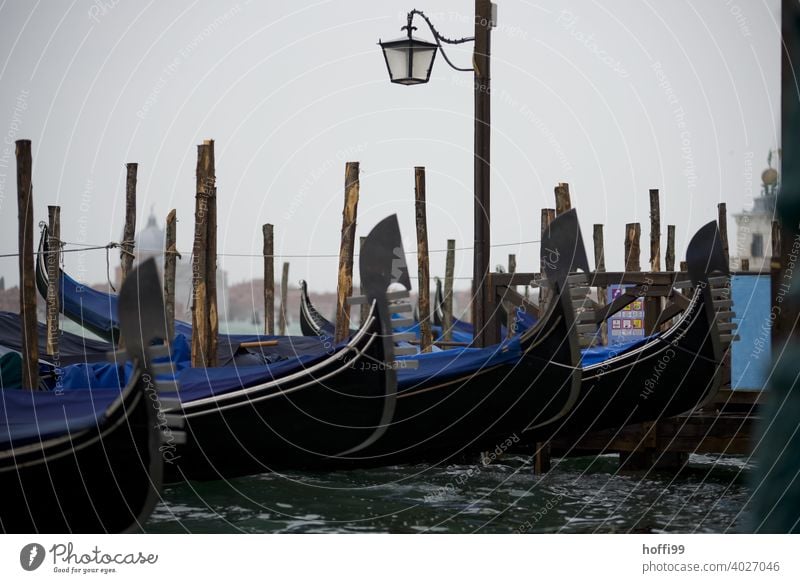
left=593, top=224, right=607, bottom=345
left=164, top=209, right=179, bottom=341
left=16, top=140, right=39, bottom=390
left=334, top=162, right=359, bottom=343
left=540, top=209, right=556, bottom=312
left=415, top=167, right=433, bottom=352
left=204, top=140, right=218, bottom=367
left=506, top=253, right=517, bottom=338
left=120, top=162, right=137, bottom=283
left=263, top=223, right=275, bottom=335
left=279, top=261, right=290, bottom=336
left=625, top=223, right=641, bottom=272
left=646, top=191, right=662, bottom=333
left=443, top=239, right=455, bottom=343
left=46, top=205, right=61, bottom=356
left=554, top=182, right=572, bottom=216
left=191, top=141, right=218, bottom=367
left=665, top=225, right=676, bottom=272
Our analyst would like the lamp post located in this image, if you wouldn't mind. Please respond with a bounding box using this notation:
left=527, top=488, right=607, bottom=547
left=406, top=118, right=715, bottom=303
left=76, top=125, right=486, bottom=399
left=380, top=1, right=498, bottom=347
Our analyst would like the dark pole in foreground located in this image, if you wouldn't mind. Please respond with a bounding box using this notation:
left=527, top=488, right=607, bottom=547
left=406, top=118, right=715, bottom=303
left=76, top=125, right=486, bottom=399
left=263, top=223, right=275, bottom=335
left=120, top=162, right=137, bottom=283
left=16, top=140, right=39, bottom=390
left=415, top=166, right=433, bottom=352
left=472, top=0, right=494, bottom=347
left=46, top=205, right=61, bottom=356
left=335, top=162, right=359, bottom=343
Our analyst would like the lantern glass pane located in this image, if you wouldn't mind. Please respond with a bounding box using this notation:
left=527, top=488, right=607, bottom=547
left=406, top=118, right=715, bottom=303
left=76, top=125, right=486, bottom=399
left=383, top=45, right=410, bottom=82
left=411, top=47, right=436, bottom=81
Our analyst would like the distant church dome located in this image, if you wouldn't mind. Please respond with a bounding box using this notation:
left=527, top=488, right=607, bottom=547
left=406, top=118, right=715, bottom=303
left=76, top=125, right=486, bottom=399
left=136, top=210, right=164, bottom=257
left=762, top=167, right=778, bottom=187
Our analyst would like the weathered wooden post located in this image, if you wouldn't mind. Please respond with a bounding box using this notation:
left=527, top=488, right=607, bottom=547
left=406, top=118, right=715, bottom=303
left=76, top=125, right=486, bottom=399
left=443, top=239, right=455, bottom=343
left=359, top=236, right=369, bottom=326
left=45, top=205, right=61, bottom=357
left=540, top=209, right=556, bottom=313
left=625, top=223, right=641, bottom=272
left=16, top=140, right=39, bottom=390
left=414, top=167, right=433, bottom=351
left=164, top=209, right=179, bottom=341
left=279, top=261, right=290, bottom=336
left=554, top=182, right=572, bottom=216
left=646, top=191, right=662, bottom=333
left=718, top=202, right=730, bottom=267
left=204, top=140, right=218, bottom=367
left=120, top=162, right=138, bottom=283
left=263, top=223, right=275, bottom=335
left=192, top=140, right=216, bottom=367
left=665, top=225, right=676, bottom=271
left=593, top=224, right=607, bottom=345
left=506, top=253, right=517, bottom=338
left=649, top=189, right=661, bottom=271
left=334, top=162, right=359, bottom=343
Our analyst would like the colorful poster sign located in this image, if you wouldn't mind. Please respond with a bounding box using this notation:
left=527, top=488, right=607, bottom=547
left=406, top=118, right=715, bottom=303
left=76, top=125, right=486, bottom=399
left=607, top=284, right=645, bottom=345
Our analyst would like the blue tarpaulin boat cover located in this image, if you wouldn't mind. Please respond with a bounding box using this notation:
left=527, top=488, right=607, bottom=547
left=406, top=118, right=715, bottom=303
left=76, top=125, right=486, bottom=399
left=0, top=387, right=120, bottom=448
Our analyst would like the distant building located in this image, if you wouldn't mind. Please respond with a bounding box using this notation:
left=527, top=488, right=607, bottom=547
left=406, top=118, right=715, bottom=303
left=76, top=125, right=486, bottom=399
left=732, top=152, right=779, bottom=272
left=120, top=209, right=227, bottom=321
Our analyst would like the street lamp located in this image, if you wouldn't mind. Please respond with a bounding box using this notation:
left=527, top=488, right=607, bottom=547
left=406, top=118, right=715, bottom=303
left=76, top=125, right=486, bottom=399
left=379, top=2, right=498, bottom=347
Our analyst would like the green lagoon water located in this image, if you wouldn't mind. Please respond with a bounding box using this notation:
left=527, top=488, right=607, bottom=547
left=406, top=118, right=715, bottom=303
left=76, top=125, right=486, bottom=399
left=145, top=453, right=753, bottom=534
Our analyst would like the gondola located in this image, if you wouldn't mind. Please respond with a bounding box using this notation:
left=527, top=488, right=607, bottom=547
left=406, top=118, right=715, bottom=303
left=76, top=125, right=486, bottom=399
left=0, top=259, right=166, bottom=533
left=293, top=210, right=587, bottom=465
left=550, top=220, right=732, bottom=439
left=122, top=215, right=409, bottom=481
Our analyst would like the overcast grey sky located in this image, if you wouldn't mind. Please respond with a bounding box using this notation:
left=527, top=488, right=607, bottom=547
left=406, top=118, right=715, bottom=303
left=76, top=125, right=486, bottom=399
left=0, top=0, right=781, bottom=293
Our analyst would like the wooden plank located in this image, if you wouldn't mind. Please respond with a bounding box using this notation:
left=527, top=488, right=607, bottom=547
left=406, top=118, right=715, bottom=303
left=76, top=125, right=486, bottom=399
left=16, top=140, right=39, bottom=390
left=239, top=340, right=279, bottom=349
left=279, top=261, right=289, bottom=336
left=164, top=209, right=178, bottom=342
left=335, top=161, right=359, bottom=343
left=443, top=239, right=455, bottom=342
left=120, top=162, right=137, bottom=282
left=263, top=223, right=275, bottom=335
left=414, top=166, right=432, bottom=352
left=45, top=205, right=60, bottom=356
